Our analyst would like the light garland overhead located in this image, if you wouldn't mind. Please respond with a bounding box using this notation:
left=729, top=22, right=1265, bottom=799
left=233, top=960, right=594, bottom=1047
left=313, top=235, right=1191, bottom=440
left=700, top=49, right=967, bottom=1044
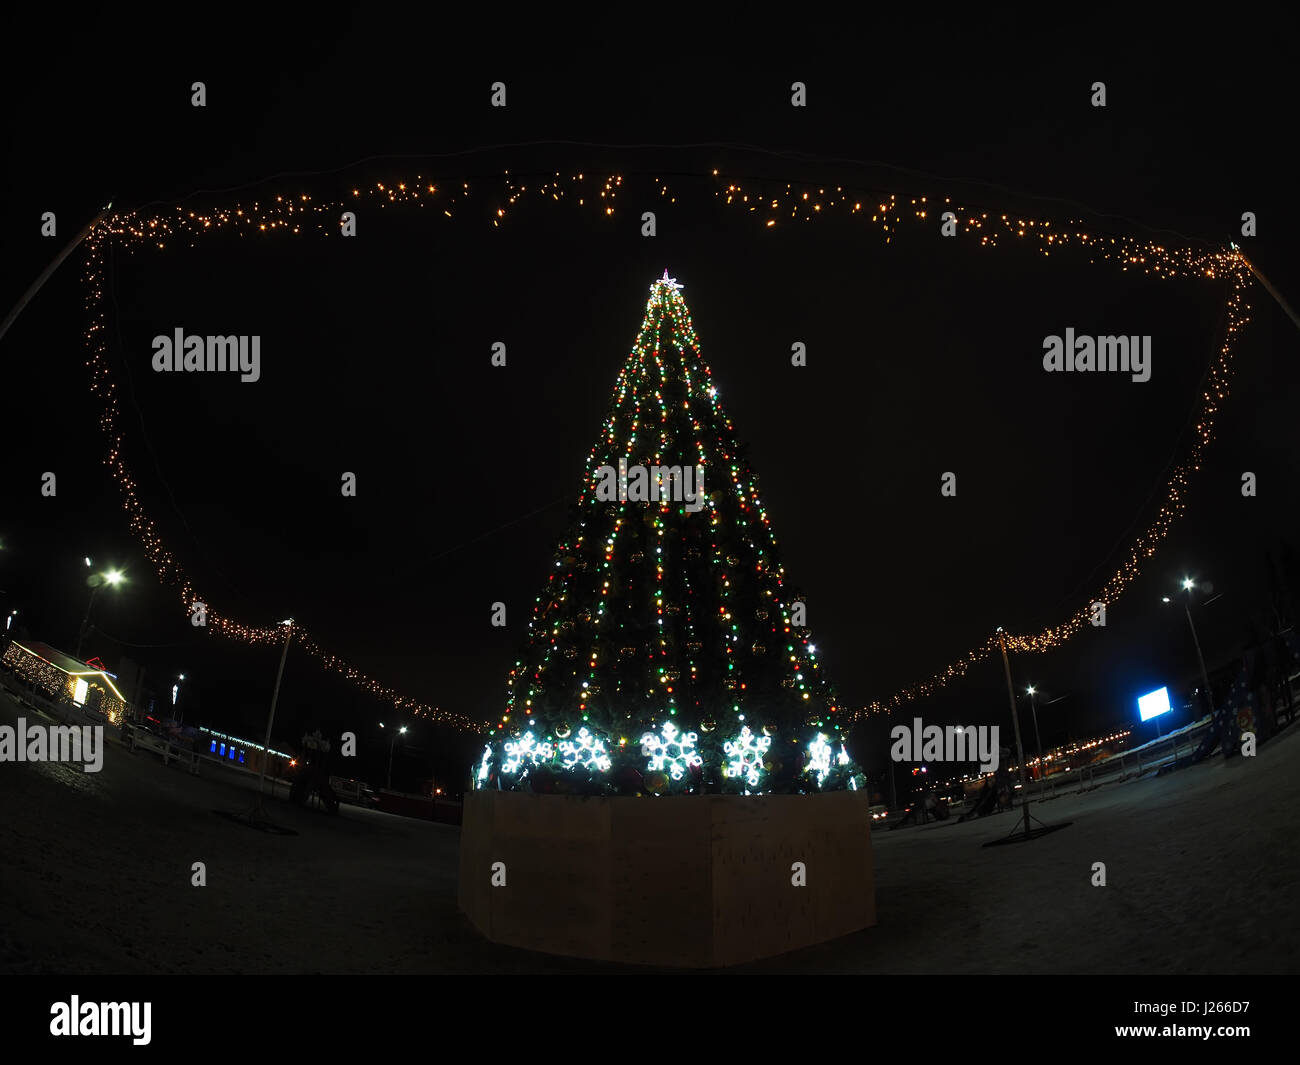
left=78, top=169, right=1253, bottom=729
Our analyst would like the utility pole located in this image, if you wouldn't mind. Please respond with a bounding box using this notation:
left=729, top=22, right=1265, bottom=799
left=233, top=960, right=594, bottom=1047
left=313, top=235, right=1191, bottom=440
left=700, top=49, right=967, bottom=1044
left=1238, top=247, right=1300, bottom=334
left=1185, top=599, right=1215, bottom=718
left=75, top=585, right=102, bottom=658
left=998, top=630, right=1032, bottom=838
left=252, top=620, right=293, bottom=818
left=1027, top=686, right=1045, bottom=786
left=0, top=205, right=112, bottom=348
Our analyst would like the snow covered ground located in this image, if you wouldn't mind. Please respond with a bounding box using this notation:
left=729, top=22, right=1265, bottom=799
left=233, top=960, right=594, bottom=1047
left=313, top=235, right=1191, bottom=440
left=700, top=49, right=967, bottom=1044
left=1, top=684, right=1296, bottom=973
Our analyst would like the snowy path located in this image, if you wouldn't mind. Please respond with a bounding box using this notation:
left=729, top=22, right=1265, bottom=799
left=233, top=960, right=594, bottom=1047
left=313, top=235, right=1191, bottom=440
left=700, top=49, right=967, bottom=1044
left=1, top=686, right=1295, bottom=973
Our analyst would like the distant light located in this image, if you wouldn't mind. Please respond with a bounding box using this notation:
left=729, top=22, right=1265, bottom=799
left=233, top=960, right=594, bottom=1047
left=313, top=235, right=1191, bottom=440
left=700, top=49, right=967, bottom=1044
left=84, top=557, right=92, bottom=567
left=1162, top=596, right=1171, bottom=603
left=1027, top=686, right=1036, bottom=695
left=1182, top=578, right=1195, bottom=591
left=104, top=570, right=124, bottom=585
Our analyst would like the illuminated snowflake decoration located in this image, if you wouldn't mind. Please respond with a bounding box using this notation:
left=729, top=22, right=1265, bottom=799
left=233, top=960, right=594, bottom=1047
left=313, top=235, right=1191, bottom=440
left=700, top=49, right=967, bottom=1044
left=641, top=720, right=702, bottom=780
left=558, top=727, right=612, bottom=773
left=806, top=733, right=834, bottom=788
left=723, top=725, right=772, bottom=788
left=501, top=731, right=555, bottom=776
left=475, top=744, right=492, bottom=788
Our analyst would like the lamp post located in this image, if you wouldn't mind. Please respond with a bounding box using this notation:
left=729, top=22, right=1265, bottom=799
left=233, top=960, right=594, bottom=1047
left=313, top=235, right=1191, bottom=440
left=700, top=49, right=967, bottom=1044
left=997, top=629, right=1032, bottom=837
left=76, top=567, right=124, bottom=658
left=6, top=609, right=15, bottom=632
left=253, top=619, right=294, bottom=805
left=1026, top=685, right=1045, bottom=785
left=380, top=722, right=408, bottom=790
left=1165, top=577, right=1216, bottom=718
left=173, top=673, right=186, bottom=725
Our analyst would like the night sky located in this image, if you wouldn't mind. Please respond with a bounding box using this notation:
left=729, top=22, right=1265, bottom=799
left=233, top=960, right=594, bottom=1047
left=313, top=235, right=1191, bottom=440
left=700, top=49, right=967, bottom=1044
left=3, top=14, right=1297, bottom=793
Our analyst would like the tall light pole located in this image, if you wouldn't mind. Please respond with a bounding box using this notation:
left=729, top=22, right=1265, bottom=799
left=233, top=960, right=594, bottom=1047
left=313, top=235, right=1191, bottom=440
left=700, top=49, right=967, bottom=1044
left=253, top=620, right=294, bottom=809
left=173, top=673, right=186, bottom=725
left=1026, top=685, right=1045, bottom=784
left=0, top=204, right=112, bottom=348
left=380, top=722, right=407, bottom=790
left=997, top=629, right=1032, bottom=837
left=989, top=628, right=1070, bottom=844
left=76, top=567, right=124, bottom=657
left=6, top=609, right=15, bottom=632
left=1166, top=577, right=1215, bottom=717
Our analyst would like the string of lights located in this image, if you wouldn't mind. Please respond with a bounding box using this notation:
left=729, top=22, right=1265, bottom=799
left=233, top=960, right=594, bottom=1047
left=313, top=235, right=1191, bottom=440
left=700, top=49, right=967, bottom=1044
left=78, top=169, right=1253, bottom=729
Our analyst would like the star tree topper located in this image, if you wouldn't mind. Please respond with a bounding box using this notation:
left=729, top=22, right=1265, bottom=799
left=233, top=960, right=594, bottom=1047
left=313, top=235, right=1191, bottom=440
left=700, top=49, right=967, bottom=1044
left=654, top=269, right=683, bottom=293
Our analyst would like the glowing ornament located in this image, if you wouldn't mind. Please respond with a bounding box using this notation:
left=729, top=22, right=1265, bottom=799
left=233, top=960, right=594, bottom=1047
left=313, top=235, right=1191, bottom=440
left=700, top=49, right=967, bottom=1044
left=501, top=731, right=555, bottom=776
left=806, top=733, right=834, bottom=788
left=724, top=725, right=772, bottom=788
left=640, top=720, right=702, bottom=780
left=558, top=727, right=612, bottom=773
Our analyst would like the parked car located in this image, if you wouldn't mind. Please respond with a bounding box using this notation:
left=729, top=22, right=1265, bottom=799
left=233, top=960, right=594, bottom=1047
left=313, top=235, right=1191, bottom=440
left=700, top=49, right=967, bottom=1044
left=329, top=776, right=380, bottom=806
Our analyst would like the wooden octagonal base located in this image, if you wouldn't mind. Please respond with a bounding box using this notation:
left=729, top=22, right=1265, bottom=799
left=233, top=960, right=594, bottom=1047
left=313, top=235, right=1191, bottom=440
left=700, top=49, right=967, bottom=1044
left=458, top=789, right=876, bottom=967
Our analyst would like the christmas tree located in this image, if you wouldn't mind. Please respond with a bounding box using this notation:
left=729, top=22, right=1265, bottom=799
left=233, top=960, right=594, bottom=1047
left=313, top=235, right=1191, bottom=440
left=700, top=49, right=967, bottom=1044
left=476, top=272, right=861, bottom=796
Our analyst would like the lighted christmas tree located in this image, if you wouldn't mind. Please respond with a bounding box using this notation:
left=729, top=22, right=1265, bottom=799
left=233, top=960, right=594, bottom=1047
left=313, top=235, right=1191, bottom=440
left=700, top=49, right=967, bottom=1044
left=476, top=272, right=861, bottom=796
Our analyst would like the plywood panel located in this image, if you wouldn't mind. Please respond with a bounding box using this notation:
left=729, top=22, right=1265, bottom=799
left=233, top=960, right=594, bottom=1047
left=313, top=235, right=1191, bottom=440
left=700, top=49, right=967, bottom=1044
left=458, top=790, right=875, bottom=967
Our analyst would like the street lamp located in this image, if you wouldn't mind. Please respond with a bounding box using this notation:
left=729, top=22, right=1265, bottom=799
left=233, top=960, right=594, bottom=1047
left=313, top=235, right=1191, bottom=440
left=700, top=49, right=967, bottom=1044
left=172, top=673, right=187, bottom=724
left=380, top=722, right=408, bottom=790
left=251, top=619, right=294, bottom=816
left=6, top=609, right=15, bottom=632
left=1025, top=685, right=1045, bottom=784
left=1167, top=577, right=1216, bottom=718
left=76, top=567, right=125, bottom=657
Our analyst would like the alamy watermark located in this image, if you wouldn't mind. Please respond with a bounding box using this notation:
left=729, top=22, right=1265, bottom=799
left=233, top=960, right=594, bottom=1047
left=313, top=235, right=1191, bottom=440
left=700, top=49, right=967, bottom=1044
left=594, top=459, right=705, bottom=512
left=0, top=718, right=103, bottom=772
left=891, top=717, right=1000, bottom=772
left=1043, top=329, right=1151, bottom=383
left=152, top=328, right=260, bottom=382
left=50, top=996, right=150, bottom=1045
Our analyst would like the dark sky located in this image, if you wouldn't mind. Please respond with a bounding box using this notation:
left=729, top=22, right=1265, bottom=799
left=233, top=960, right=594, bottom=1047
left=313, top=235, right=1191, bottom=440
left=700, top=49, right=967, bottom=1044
left=3, top=13, right=1298, bottom=791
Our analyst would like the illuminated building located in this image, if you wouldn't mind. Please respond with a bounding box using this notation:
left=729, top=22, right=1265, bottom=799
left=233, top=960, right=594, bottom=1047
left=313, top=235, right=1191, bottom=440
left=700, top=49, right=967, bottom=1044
left=0, top=639, right=129, bottom=724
